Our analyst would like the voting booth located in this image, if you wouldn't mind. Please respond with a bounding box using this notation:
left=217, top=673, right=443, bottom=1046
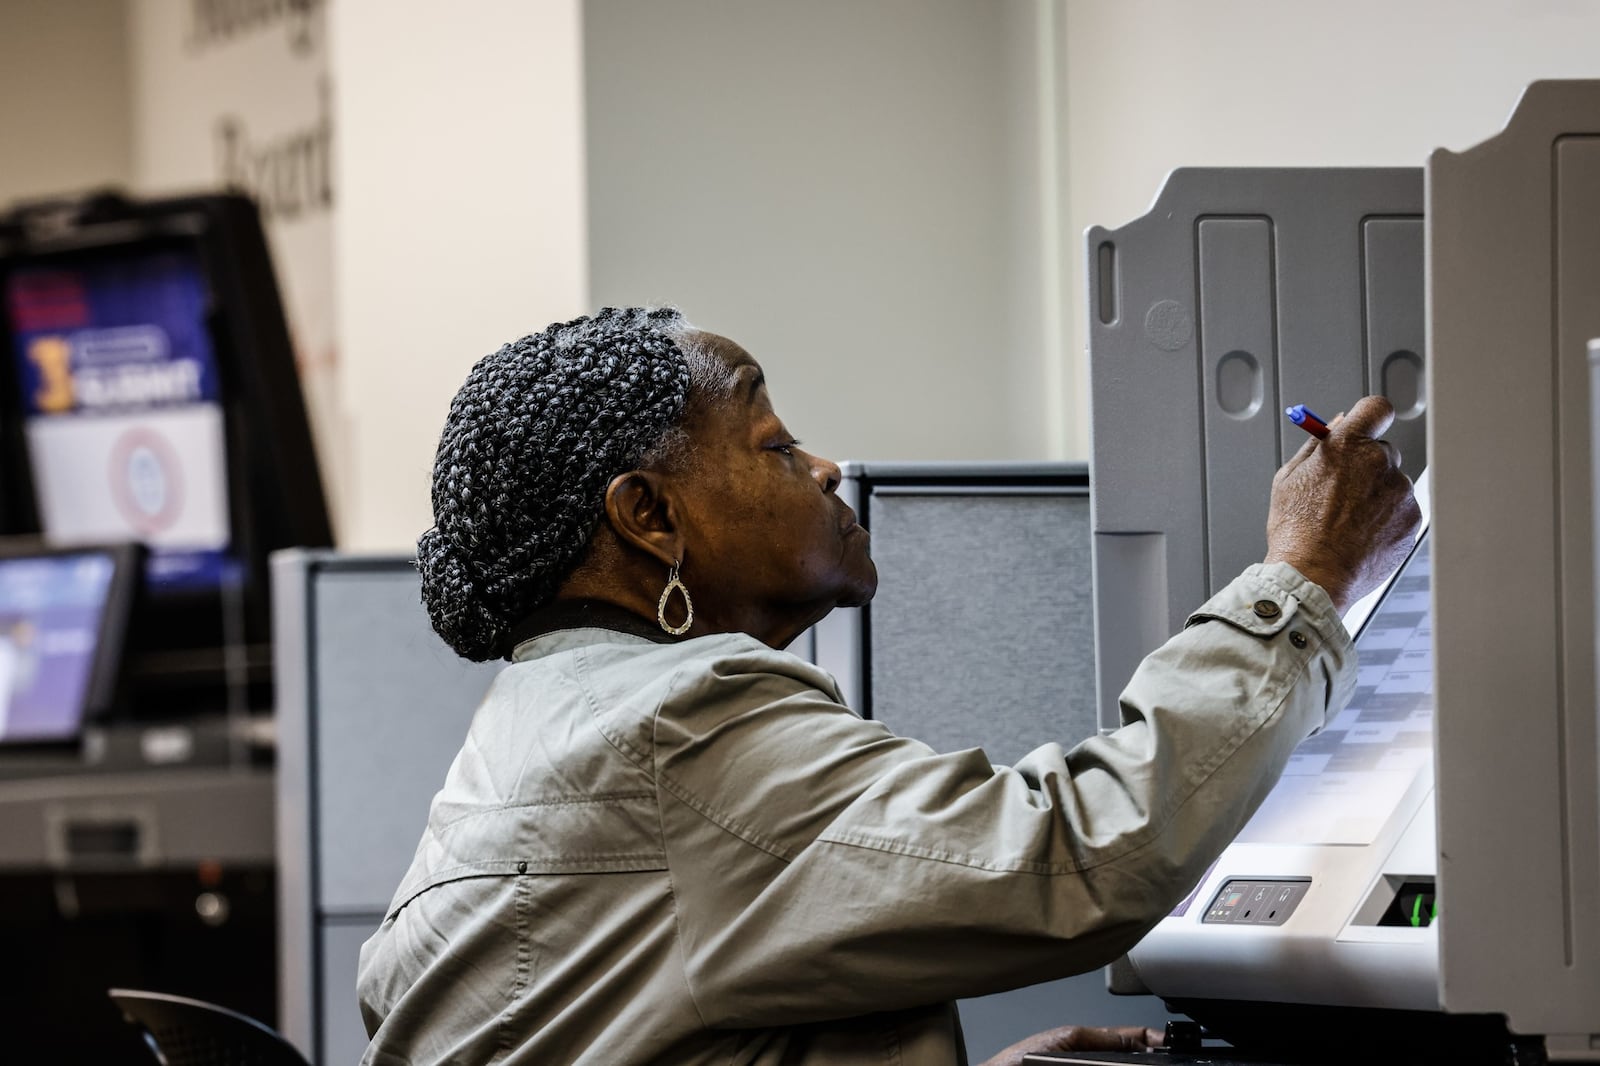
left=1083, top=81, right=1600, bottom=1062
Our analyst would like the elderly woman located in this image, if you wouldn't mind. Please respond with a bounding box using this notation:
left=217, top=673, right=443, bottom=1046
left=357, top=307, right=1418, bottom=1066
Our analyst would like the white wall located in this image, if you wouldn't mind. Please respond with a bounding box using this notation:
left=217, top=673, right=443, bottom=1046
left=587, top=0, right=1600, bottom=465
left=126, top=0, right=343, bottom=531
left=331, top=0, right=588, bottom=549
left=15, top=1, right=1600, bottom=539
left=1060, top=0, right=1600, bottom=455
left=0, top=0, right=132, bottom=207
left=584, top=0, right=1066, bottom=464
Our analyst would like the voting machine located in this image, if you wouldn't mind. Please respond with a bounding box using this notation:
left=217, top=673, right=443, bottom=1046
left=1086, top=81, right=1600, bottom=1062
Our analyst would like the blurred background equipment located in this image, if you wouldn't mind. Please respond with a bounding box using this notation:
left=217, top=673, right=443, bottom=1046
left=0, top=189, right=331, bottom=1060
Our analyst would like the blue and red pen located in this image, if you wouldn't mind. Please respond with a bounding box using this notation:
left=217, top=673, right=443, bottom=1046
left=1284, top=404, right=1330, bottom=440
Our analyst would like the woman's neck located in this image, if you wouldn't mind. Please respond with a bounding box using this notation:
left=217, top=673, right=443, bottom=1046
left=504, top=597, right=673, bottom=650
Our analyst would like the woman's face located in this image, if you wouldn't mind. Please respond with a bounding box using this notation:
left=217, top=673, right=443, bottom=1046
left=668, top=333, right=878, bottom=649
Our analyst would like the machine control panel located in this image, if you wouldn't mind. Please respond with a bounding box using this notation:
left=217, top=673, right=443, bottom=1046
left=1201, top=879, right=1310, bottom=925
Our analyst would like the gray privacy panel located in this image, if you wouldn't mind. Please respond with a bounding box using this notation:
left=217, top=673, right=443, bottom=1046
left=1427, top=80, right=1600, bottom=1041
left=311, top=565, right=498, bottom=911
left=826, top=465, right=1167, bottom=1058
left=274, top=552, right=501, bottom=1061
left=1087, top=167, right=1424, bottom=729
left=320, top=914, right=383, bottom=1066
left=866, top=491, right=1097, bottom=765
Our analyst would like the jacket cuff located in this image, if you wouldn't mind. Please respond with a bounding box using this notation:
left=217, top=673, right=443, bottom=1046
left=1184, top=562, right=1358, bottom=711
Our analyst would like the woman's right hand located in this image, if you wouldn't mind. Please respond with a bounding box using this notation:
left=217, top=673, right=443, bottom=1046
left=1263, top=395, right=1422, bottom=613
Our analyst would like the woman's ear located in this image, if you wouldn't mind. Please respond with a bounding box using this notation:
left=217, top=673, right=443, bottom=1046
left=603, top=470, right=683, bottom=567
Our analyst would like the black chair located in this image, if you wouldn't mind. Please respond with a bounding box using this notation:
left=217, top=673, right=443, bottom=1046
left=108, top=988, right=312, bottom=1066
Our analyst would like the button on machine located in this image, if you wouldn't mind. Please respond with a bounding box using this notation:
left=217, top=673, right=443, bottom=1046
left=1202, top=879, right=1311, bottom=925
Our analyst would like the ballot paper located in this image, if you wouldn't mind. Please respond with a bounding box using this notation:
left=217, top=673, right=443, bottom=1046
left=1236, top=469, right=1433, bottom=847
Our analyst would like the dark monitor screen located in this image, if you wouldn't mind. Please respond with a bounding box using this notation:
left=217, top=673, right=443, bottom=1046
left=0, top=544, right=139, bottom=745
left=4, top=248, right=235, bottom=594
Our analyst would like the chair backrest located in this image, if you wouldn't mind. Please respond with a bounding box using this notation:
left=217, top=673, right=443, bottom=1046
left=108, top=988, right=311, bottom=1066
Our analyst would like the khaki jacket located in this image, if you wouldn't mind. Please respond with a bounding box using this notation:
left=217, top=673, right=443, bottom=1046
left=358, top=563, right=1354, bottom=1065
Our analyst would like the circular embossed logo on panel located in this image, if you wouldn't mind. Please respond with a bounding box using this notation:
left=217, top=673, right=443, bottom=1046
left=1144, top=300, right=1193, bottom=352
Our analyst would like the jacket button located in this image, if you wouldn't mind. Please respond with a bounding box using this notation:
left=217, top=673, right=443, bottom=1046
left=1252, top=599, right=1282, bottom=619
left=1289, top=630, right=1308, bottom=649
left=517, top=861, right=527, bottom=874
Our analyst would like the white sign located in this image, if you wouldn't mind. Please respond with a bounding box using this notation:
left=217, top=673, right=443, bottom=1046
left=26, top=407, right=231, bottom=550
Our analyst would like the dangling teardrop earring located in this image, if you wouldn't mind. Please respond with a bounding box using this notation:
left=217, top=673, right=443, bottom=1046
left=657, top=560, right=693, bottom=635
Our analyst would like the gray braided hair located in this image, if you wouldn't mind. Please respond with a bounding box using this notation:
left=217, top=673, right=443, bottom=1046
left=417, top=306, right=715, bottom=661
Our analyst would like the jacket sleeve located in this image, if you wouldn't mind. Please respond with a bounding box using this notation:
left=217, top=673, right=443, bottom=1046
left=648, top=563, right=1357, bottom=1029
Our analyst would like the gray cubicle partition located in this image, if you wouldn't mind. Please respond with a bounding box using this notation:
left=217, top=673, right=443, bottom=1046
left=1087, top=167, right=1425, bottom=729
left=273, top=551, right=499, bottom=1065
left=811, top=462, right=1165, bottom=1061
left=1427, top=79, right=1600, bottom=1052
left=815, top=462, right=1099, bottom=757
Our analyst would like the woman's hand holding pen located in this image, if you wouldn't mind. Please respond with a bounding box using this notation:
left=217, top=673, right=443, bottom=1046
left=1264, top=395, right=1422, bottom=613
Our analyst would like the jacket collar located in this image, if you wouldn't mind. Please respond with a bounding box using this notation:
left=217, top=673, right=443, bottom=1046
left=507, top=599, right=675, bottom=662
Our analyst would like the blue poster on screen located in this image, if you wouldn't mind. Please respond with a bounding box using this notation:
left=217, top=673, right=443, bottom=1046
left=7, top=251, right=222, bottom=414
left=4, top=251, right=234, bottom=589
